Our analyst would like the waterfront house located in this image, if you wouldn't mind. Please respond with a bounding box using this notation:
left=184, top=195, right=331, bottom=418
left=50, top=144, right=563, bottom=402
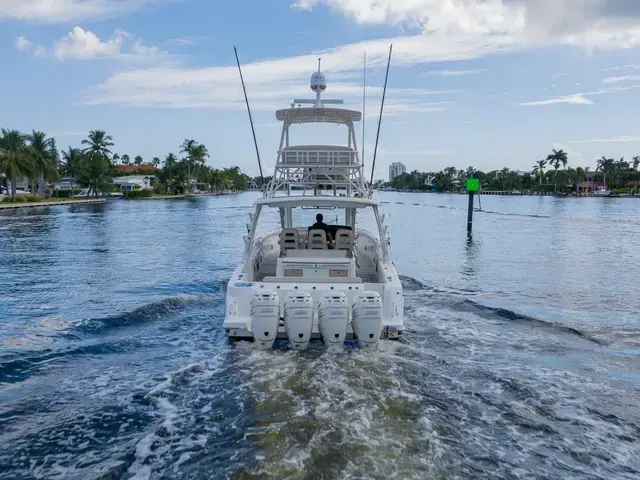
left=112, top=175, right=156, bottom=192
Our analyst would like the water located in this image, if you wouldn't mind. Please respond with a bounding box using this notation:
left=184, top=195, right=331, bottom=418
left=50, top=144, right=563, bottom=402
left=1, top=193, right=639, bottom=479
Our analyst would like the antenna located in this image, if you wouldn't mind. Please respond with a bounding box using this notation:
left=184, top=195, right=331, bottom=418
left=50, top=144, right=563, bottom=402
left=234, top=46, right=264, bottom=186
left=370, top=43, right=392, bottom=193
left=362, top=51, right=366, bottom=171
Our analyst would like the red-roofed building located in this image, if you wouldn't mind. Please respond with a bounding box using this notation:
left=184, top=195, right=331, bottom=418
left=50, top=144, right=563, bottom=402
left=114, top=164, right=160, bottom=176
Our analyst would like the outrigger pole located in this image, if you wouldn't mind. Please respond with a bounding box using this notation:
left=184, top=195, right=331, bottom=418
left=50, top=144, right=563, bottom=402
left=369, top=43, right=392, bottom=194
left=362, top=51, right=366, bottom=172
left=234, top=46, right=264, bottom=187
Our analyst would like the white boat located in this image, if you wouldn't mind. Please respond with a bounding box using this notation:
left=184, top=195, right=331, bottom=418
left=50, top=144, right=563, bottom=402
left=592, top=186, right=612, bottom=197
left=224, top=62, right=404, bottom=349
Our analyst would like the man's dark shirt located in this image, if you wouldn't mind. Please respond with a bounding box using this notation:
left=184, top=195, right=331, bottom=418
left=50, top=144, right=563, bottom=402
left=310, top=221, right=331, bottom=239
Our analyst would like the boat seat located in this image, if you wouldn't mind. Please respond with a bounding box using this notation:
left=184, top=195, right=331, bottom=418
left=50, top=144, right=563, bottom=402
left=334, top=229, right=353, bottom=255
left=263, top=276, right=362, bottom=284
left=279, top=228, right=300, bottom=253
left=307, top=229, right=327, bottom=249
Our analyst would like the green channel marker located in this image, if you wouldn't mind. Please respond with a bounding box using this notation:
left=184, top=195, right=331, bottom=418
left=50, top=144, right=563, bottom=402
left=466, top=178, right=480, bottom=192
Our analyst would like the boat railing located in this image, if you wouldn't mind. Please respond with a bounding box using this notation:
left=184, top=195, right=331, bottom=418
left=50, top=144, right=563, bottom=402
left=278, top=148, right=358, bottom=168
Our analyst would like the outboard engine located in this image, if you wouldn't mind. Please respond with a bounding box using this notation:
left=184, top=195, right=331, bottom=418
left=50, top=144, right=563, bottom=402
left=351, top=292, right=383, bottom=348
left=284, top=292, right=314, bottom=350
left=318, top=293, right=349, bottom=350
left=250, top=291, right=280, bottom=349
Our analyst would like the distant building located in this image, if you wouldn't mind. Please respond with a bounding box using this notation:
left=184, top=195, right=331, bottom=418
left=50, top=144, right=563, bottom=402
left=389, top=162, right=406, bottom=182
left=112, top=175, right=156, bottom=192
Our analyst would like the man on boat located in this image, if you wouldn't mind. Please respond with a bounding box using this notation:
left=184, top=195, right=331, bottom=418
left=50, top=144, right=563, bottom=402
left=309, top=213, right=333, bottom=244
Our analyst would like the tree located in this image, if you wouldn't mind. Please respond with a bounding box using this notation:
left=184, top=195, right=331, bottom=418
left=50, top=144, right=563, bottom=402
left=0, top=129, right=31, bottom=200
left=27, top=131, right=58, bottom=197
left=112, top=153, right=120, bottom=165
left=121, top=154, right=130, bottom=166
left=151, top=156, right=160, bottom=167
left=134, top=155, right=143, bottom=165
left=596, top=156, right=615, bottom=188
left=532, top=159, right=547, bottom=185
left=633, top=156, right=640, bottom=171
left=62, top=147, right=83, bottom=195
left=80, top=130, right=114, bottom=196
left=546, top=149, right=568, bottom=192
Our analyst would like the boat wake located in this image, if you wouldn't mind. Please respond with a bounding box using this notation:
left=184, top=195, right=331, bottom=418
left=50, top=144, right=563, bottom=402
left=2, top=276, right=639, bottom=479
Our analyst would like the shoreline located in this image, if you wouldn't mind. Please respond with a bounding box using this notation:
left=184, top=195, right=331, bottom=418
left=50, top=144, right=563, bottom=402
left=381, top=190, right=640, bottom=198
left=0, top=198, right=106, bottom=210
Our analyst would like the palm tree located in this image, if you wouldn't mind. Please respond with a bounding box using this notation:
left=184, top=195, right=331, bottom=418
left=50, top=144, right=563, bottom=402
left=27, top=131, right=58, bottom=197
left=151, top=157, right=160, bottom=167
left=121, top=154, right=131, bottom=166
left=62, top=147, right=83, bottom=195
left=180, top=139, right=199, bottom=192
left=596, top=156, right=615, bottom=188
left=134, top=155, right=143, bottom=165
left=82, top=130, right=114, bottom=160
left=80, top=130, right=114, bottom=196
left=546, top=149, right=568, bottom=192
left=112, top=153, right=120, bottom=165
left=532, top=159, right=547, bottom=185
left=633, top=156, right=640, bottom=171
left=76, top=154, right=112, bottom=197
left=0, top=129, right=31, bottom=200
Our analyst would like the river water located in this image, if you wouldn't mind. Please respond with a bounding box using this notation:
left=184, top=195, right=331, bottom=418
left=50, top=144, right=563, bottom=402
left=1, top=192, right=639, bottom=479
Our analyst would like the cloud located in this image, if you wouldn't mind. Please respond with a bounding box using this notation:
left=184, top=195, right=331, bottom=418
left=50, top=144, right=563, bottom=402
left=166, top=38, right=196, bottom=47
left=165, top=37, right=209, bottom=47
left=424, top=69, right=485, bottom=76
left=83, top=33, right=491, bottom=110
left=15, top=36, right=32, bottom=51
left=602, top=75, right=640, bottom=83
left=79, top=0, right=640, bottom=112
left=0, top=0, right=174, bottom=23
left=567, top=136, right=640, bottom=144
left=518, top=83, right=640, bottom=106
left=292, top=0, right=640, bottom=50
left=25, top=26, right=169, bottom=62
left=605, top=64, right=640, bottom=71
left=519, top=94, right=593, bottom=106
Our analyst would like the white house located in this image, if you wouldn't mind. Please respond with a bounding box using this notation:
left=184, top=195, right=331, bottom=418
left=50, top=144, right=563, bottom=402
left=112, top=175, right=156, bottom=192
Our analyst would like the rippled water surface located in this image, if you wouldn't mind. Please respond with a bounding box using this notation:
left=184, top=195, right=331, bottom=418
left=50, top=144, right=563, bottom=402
left=1, top=193, right=639, bottom=479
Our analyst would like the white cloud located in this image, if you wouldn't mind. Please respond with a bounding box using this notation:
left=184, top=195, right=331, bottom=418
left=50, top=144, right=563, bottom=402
left=15, top=36, right=32, bottom=51
left=602, top=75, right=640, bottom=84
left=0, top=0, right=173, bottom=23
left=567, top=136, right=640, bottom=144
left=41, top=27, right=167, bottom=62
left=518, top=84, right=640, bottom=107
left=605, top=64, right=640, bottom=71
left=292, top=0, right=640, bottom=50
left=424, top=69, right=485, bottom=76
left=76, top=1, right=640, bottom=112
left=519, top=94, right=593, bottom=107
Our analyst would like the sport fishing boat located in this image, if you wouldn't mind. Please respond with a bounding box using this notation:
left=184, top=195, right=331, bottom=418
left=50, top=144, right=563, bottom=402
left=224, top=53, right=404, bottom=350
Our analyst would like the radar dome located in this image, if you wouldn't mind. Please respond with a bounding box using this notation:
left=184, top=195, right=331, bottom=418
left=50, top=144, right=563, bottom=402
left=310, top=71, right=326, bottom=92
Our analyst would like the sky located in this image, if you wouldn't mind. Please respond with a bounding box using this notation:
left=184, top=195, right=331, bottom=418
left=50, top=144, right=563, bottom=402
left=2, top=0, right=640, bottom=180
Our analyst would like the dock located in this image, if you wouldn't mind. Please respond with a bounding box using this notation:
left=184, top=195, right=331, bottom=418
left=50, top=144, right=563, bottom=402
left=0, top=199, right=106, bottom=210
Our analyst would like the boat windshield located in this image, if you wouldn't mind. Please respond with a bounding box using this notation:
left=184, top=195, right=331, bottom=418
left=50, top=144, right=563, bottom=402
left=292, top=207, right=346, bottom=227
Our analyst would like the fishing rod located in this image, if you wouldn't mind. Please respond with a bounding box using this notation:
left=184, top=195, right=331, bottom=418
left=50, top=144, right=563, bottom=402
left=369, top=43, right=392, bottom=194
left=234, top=46, right=264, bottom=187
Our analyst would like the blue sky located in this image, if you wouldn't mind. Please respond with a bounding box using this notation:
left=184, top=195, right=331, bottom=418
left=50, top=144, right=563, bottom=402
left=2, top=0, right=640, bottom=179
